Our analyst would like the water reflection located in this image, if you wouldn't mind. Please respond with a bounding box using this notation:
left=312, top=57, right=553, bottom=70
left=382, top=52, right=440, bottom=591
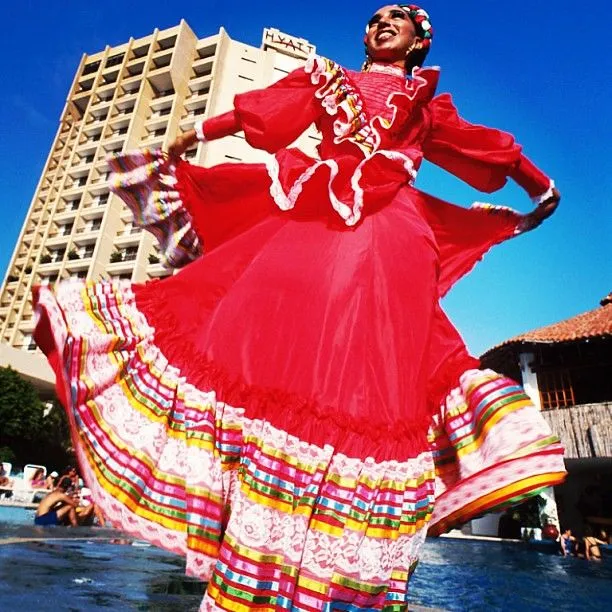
left=1, top=529, right=611, bottom=611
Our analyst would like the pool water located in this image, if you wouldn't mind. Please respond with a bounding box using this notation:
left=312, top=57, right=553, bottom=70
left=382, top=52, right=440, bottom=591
left=410, top=538, right=612, bottom=611
left=1, top=508, right=611, bottom=611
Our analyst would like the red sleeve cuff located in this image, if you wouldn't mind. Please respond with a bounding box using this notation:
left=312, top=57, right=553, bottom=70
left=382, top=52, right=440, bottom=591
left=200, top=111, right=241, bottom=141
left=509, top=154, right=552, bottom=199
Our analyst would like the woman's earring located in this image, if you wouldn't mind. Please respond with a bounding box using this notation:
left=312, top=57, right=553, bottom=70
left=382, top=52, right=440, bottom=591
left=405, top=42, right=417, bottom=59
left=361, top=52, right=372, bottom=72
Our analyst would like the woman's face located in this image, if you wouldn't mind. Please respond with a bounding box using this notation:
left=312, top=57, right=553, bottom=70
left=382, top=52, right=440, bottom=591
left=365, top=5, right=421, bottom=64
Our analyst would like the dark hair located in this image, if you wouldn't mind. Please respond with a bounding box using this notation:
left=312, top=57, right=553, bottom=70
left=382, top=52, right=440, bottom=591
left=405, top=46, right=429, bottom=72
left=58, top=476, right=73, bottom=492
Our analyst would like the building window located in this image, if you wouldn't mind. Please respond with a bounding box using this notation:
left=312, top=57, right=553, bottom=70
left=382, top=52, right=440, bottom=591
left=157, top=35, right=177, bottom=50
left=106, top=53, right=124, bottom=68
left=40, top=273, right=58, bottom=286
left=132, top=44, right=149, bottom=59
left=22, top=334, right=37, bottom=351
left=82, top=61, right=101, bottom=76
left=123, top=247, right=138, bottom=261
left=155, top=88, right=175, bottom=98
left=539, top=369, right=576, bottom=410
left=50, top=248, right=65, bottom=262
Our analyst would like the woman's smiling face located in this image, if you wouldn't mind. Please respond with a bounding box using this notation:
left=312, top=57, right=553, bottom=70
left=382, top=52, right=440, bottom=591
left=365, top=5, right=421, bottom=64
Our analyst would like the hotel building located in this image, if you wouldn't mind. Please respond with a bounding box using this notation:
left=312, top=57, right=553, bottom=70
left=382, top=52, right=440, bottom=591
left=0, top=21, right=318, bottom=389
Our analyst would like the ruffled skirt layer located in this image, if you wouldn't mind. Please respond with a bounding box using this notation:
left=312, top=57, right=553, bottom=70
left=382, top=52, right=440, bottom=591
left=33, top=149, right=566, bottom=610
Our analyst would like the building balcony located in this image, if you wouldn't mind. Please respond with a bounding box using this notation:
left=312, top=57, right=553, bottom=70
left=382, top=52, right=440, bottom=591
left=125, top=61, right=145, bottom=78
left=100, top=69, right=120, bottom=86
left=145, top=113, right=170, bottom=132
left=184, top=90, right=209, bottom=112
left=81, top=200, right=108, bottom=218
left=115, top=230, right=142, bottom=247
left=61, top=184, right=85, bottom=199
left=19, top=317, right=36, bottom=333
left=107, top=260, right=137, bottom=275
left=76, top=140, right=98, bottom=156
left=103, top=133, right=126, bottom=150
left=54, top=208, right=79, bottom=223
left=108, top=113, right=131, bottom=129
left=116, top=87, right=139, bottom=105
left=89, top=179, right=110, bottom=196
left=85, top=113, right=108, bottom=128
left=192, top=57, right=214, bottom=77
left=37, top=261, right=63, bottom=275
left=64, top=257, right=91, bottom=272
left=45, top=233, right=72, bottom=247
left=147, top=262, right=172, bottom=278
left=151, top=50, right=172, bottom=70
left=72, top=156, right=94, bottom=171
left=156, top=33, right=177, bottom=51
left=195, top=40, right=217, bottom=59
left=179, top=116, right=196, bottom=132
left=140, top=133, right=165, bottom=148
left=72, top=229, right=101, bottom=245
left=149, top=91, right=175, bottom=111
left=188, top=74, right=211, bottom=93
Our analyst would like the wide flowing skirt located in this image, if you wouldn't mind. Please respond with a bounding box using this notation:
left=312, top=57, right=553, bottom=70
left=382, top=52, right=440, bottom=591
left=33, top=150, right=566, bottom=610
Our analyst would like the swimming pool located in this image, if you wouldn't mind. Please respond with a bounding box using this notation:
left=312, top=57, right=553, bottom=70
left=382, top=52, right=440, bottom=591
left=1, top=509, right=611, bottom=611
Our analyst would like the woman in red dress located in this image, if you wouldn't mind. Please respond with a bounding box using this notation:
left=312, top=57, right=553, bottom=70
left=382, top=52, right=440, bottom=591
left=34, top=4, right=565, bottom=609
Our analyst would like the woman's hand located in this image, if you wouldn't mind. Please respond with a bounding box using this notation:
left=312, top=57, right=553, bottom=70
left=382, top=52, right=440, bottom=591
left=518, top=187, right=561, bottom=233
left=167, top=129, right=198, bottom=160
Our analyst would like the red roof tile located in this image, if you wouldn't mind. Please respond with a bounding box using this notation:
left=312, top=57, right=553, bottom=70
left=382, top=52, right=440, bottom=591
left=489, top=296, right=612, bottom=350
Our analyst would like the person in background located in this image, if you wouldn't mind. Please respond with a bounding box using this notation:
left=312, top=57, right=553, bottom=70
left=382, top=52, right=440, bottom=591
left=60, top=465, right=79, bottom=491
left=46, top=470, right=59, bottom=490
left=584, top=526, right=607, bottom=561
left=34, top=477, right=79, bottom=527
left=29, top=467, right=47, bottom=489
left=78, top=486, right=107, bottom=526
left=560, top=527, right=577, bottom=557
left=0, top=464, right=12, bottom=498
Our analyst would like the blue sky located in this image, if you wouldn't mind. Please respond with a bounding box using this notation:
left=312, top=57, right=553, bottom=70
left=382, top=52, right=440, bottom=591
left=1, top=1, right=610, bottom=355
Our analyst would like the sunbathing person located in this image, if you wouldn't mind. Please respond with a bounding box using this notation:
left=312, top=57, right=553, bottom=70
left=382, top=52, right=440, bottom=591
left=29, top=467, right=48, bottom=489
left=0, top=464, right=10, bottom=488
left=0, top=465, right=11, bottom=498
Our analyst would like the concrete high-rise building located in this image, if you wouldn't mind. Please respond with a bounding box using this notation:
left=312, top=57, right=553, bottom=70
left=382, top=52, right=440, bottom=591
left=0, top=21, right=318, bottom=389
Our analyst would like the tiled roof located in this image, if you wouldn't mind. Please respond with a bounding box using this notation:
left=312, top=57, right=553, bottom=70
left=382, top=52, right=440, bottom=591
left=486, top=294, right=612, bottom=351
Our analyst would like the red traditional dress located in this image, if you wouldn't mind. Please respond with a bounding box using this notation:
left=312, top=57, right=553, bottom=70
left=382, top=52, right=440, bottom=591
left=34, top=57, right=566, bottom=610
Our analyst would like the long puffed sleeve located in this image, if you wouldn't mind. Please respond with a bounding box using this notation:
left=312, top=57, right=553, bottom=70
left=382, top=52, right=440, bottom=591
left=200, top=67, right=323, bottom=152
left=423, top=93, right=551, bottom=197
